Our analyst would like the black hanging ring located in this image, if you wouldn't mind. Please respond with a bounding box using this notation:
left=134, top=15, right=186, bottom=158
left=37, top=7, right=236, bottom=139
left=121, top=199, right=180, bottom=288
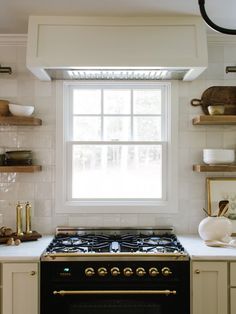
left=198, top=0, right=236, bottom=35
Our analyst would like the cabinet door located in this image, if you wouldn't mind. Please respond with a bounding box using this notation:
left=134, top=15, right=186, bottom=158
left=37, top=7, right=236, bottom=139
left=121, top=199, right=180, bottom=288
left=2, top=263, right=38, bottom=314
left=231, top=288, right=236, bottom=314
left=192, top=262, right=227, bottom=314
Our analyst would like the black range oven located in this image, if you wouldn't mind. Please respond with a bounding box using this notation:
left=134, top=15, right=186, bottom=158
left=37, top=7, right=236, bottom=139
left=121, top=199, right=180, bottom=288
left=40, top=228, right=190, bottom=314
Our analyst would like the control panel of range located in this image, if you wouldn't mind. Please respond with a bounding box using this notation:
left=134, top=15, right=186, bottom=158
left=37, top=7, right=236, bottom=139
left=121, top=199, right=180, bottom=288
left=85, top=266, right=172, bottom=277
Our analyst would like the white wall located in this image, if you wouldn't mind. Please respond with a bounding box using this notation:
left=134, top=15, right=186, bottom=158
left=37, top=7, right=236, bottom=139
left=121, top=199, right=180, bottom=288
left=0, top=34, right=236, bottom=234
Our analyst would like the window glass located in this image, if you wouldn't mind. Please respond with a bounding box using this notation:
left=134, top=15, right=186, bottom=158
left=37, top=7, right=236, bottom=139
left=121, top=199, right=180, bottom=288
left=133, top=90, right=161, bottom=114
left=73, top=117, right=101, bottom=141
left=72, top=145, right=162, bottom=199
left=103, top=117, right=131, bottom=141
left=104, top=90, right=131, bottom=114
left=73, top=89, right=101, bottom=114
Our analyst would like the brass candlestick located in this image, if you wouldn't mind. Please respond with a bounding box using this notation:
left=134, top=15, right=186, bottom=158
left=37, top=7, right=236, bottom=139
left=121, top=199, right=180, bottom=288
left=25, top=201, right=32, bottom=234
left=16, top=202, right=23, bottom=236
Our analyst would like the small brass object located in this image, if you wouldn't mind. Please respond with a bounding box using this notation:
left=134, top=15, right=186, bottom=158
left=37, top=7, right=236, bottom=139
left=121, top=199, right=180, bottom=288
left=25, top=201, right=32, bottom=234
left=97, top=267, right=108, bottom=277
left=149, top=267, right=159, bottom=277
left=110, top=267, right=120, bottom=276
left=16, top=202, right=23, bottom=236
left=84, top=267, right=95, bottom=277
left=123, top=267, right=133, bottom=277
left=136, top=267, right=146, bottom=277
left=53, top=290, right=177, bottom=296
left=161, top=267, right=172, bottom=276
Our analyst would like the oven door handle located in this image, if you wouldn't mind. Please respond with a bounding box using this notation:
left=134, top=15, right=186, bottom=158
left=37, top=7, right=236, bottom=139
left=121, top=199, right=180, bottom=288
left=53, top=290, right=177, bottom=296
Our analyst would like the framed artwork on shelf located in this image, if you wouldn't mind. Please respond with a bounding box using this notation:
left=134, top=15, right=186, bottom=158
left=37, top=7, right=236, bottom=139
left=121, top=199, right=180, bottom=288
left=206, top=177, right=236, bottom=234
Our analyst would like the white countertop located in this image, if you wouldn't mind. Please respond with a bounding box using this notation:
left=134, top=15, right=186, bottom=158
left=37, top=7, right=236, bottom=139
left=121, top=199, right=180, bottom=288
left=0, top=236, right=53, bottom=261
left=178, top=235, right=236, bottom=260
left=1, top=234, right=236, bottom=261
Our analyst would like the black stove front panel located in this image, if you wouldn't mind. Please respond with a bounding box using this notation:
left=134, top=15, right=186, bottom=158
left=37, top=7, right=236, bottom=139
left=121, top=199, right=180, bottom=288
left=41, top=260, right=188, bottom=285
left=41, top=260, right=190, bottom=314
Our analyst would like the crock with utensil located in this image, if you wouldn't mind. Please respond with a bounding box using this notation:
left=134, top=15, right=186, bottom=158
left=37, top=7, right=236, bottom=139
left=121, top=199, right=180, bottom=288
left=198, top=200, right=233, bottom=244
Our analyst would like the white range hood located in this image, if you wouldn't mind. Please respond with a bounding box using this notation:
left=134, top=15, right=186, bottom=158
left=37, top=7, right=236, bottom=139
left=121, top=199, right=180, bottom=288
left=26, top=16, right=208, bottom=81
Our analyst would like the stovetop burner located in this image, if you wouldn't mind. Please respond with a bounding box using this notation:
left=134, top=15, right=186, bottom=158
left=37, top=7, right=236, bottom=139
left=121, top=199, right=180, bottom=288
left=45, top=229, right=186, bottom=256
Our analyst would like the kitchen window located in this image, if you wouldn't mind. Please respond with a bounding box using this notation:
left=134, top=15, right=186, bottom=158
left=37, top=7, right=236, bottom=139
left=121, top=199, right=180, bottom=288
left=56, top=81, right=178, bottom=213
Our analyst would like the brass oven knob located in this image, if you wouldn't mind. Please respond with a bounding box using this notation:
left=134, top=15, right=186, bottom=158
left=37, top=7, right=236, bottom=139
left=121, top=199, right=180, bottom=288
left=111, top=267, right=120, bottom=276
left=149, top=267, right=159, bottom=277
left=123, top=267, right=133, bottom=277
left=136, top=267, right=146, bottom=277
left=98, top=267, right=108, bottom=277
left=161, top=267, right=172, bottom=277
left=85, top=267, right=95, bottom=277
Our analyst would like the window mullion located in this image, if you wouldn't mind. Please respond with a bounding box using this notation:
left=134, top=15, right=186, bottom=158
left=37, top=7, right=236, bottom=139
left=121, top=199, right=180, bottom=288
left=131, top=89, right=134, bottom=140
left=101, top=88, right=104, bottom=140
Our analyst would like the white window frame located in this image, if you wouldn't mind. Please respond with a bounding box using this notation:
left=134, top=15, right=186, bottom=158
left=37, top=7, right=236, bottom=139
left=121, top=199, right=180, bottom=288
left=55, top=80, right=178, bottom=214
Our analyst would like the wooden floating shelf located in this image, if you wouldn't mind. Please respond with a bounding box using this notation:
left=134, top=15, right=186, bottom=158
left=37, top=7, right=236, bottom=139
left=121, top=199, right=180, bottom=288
left=193, top=164, right=236, bottom=172
left=192, top=115, right=236, bottom=125
left=0, top=165, right=42, bottom=173
left=0, top=116, right=42, bottom=126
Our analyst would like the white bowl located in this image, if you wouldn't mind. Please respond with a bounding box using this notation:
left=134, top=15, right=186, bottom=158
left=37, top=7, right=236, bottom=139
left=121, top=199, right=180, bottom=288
left=203, top=149, right=235, bottom=165
left=9, top=104, right=34, bottom=117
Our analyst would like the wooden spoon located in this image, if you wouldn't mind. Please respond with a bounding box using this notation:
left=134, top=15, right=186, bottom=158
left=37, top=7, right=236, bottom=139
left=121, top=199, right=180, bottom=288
left=218, top=200, right=229, bottom=217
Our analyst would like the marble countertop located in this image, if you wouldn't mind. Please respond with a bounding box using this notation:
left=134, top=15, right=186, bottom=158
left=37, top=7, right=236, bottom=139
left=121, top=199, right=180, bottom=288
left=0, top=236, right=53, bottom=261
left=1, top=234, right=236, bottom=262
left=178, top=235, right=236, bottom=260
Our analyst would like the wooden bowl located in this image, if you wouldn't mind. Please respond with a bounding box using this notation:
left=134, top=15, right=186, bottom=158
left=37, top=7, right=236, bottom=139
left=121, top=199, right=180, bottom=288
left=0, top=99, right=9, bottom=116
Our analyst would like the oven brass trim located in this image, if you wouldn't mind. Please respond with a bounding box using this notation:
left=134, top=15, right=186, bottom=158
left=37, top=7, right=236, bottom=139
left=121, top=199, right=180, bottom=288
left=53, top=290, right=177, bottom=296
left=46, top=252, right=187, bottom=258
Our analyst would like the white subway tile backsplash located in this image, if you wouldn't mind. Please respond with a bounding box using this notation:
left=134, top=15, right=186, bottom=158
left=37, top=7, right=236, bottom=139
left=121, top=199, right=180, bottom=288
left=120, top=214, right=139, bottom=227
left=206, top=131, right=224, bottom=147
left=17, top=131, right=53, bottom=148
left=34, top=199, right=52, bottom=217
left=179, top=132, right=206, bottom=148
left=68, top=215, right=104, bottom=227
left=0, top=78, right=18, bottom=97
left=102, top=214, right=121, bottom=227
left=0, top=46, right=17, bottom=62
left=208, top=44, right=224, bottom=63
left=34, top=182, right=52, bottom=199
left=33, top=217, right=52, bottom=234
left=1, top=38, right=236, bottom=234
left=35, top=81, right=52, bottom=97
left=223, top=131, right=236, bottom=148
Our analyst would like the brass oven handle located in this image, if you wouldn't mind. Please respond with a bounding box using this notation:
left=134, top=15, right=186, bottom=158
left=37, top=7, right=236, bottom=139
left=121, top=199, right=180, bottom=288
left=53, top=290, right=177, bottom=296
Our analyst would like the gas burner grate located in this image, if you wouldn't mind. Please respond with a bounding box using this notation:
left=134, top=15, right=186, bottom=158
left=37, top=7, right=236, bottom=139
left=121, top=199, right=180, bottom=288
left=46, top=232, right=185, bottom=255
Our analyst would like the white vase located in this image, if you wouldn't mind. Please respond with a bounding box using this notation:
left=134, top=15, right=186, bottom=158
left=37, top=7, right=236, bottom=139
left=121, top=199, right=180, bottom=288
left=198, top=216, right=232, bottom=241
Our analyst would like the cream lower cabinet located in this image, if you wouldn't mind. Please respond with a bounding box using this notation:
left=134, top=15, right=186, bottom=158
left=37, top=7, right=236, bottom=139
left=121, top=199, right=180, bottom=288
left=2, top=263, right=38, bottom=314
left=230, top=262, right=236, bottom=314
left=192, top=261, right=228, bottom=314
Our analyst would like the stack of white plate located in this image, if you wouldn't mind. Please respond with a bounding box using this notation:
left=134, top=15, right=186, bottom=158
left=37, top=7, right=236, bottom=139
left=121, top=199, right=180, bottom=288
left=203, top=149, right=235, bottom=165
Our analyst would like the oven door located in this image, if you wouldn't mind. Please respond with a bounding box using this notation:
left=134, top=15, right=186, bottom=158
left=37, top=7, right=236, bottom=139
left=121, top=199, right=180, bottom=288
left=41, top=261, right=189, bottom=314
left=46, top=289, right=179, bottom=314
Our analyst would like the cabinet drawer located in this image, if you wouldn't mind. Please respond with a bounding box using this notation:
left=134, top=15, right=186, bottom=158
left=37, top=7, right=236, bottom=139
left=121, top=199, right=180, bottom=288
left=230, top=263, right=236, bottom=286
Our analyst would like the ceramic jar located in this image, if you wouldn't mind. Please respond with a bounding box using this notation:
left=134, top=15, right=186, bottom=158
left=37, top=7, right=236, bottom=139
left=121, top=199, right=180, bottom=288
left=198, top=216, right=232, bottom=241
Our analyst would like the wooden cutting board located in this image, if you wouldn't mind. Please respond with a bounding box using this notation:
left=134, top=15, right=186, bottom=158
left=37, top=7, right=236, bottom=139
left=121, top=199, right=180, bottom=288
left=0, top=231, right=42, bottom=244
left=191, top=86, right=236, bottom=115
